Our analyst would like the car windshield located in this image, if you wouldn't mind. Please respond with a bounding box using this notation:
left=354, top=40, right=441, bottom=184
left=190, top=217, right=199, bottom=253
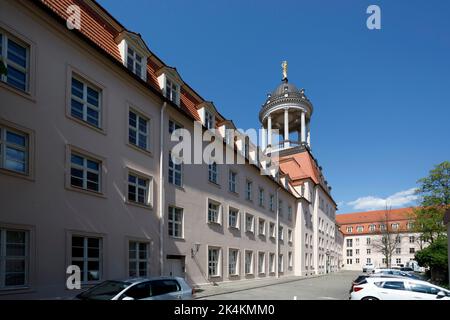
left=77, top=281, right=131, bottom=300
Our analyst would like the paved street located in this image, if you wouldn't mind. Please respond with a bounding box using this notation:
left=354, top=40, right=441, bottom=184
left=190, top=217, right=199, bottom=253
left=198, top=271, right=360, bottom=300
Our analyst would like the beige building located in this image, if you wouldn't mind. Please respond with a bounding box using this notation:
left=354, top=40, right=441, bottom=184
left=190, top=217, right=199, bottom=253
left=336, top=208, right=425, bottom=271
left=0, top=0, right=338, bottom=299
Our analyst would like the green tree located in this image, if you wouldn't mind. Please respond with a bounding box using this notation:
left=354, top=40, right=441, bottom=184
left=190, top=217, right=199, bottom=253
left=412, top=161, right=450, bottom=244
left=415, top=236, right=448, bottom=283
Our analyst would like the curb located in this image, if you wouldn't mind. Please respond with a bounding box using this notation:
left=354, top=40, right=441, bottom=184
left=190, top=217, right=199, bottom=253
left=194, top=274, right=326, bottom=299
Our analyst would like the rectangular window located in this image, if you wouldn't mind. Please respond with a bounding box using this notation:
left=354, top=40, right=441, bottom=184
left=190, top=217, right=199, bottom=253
left=346, top=239, right=353, bottom=247
left=391, top=223, right=399, bottom=230
left=0, top=126, right=29, bottom=174
left=288, top=252, right=293, bottom=268
left=168, top=153, right=182, bottom=187
left=128, top=110, right=149, bottom=150
left=269, top=194, right=274, bottom=212
left=288, top=229, right=293, bottom=243
left=228, top=208, right=239, bottom=229
left=204, top=110, right=214, bottom=129
left=165, top=78, right=179, bottom=104
left=168, top=119, right=182, bottom=135
left=228, top=170, right=237, bottom=193
left=367, top=249, right=371, bottom=255
left=366, top=237, right=371, bottom=245
left=128, top=173, right=149, bottom=206
left=245, top=180, right=252, bottom=201
left=245, top=213, right=254, bottom=233
left=288, top=206, right=292, bottom=221
left=346, top=249, right=353, bottom=257
left=278, top=200, right=283, bottom=216
left=258, top=252, right=265, bottom=274
left=356, top=249, right=360, bottom=255
left=258, top=218, right=266, bottom=236
left=208, top=162, right=218, bottom=184
left=346, top=226, right=353, bottom=233
left=269, top=222, right=275, bottom=238
left=70, top=152, right=101, bottom=193
left=258, top=188, right=264, bottom=207
left=208, top=200, right=221, bottom=224
left=278, top=226, right=284, bottom=241
left=168, top=206, right=183, bottom=238
left=396, top=248, right=401, bottom=254
left=409, top=247, right=415, bottom=254
left=71, top=236, right=102, bottom=283
left=245, top=251, right=253, bottom=274
left=127, top=46, right=144, bottom=79
left=356, top=226, right=363, bottom=233
left=269, top=253, right=275, bottom=273
left=396, top=258, right=401, bottom=264
left=228, top=249, right=238, bottom=276
left=71, top=76, right=101, bottom=128
left=0, top=31, right=29, bottom=92
left=355, top=258, right=360, bottom=264
left=347, top=259, right=352, bottom=265
left=128, top=241, right=148, bottom=277
left=355, top=238, right=360, bottom=246
left=369, top=224, right=376, bottom=232
left=409, top=236, right=415, bottom=243
left=367, top=258, right=371, bottom=264
left=0, top=228, right=29, bottom=288
left=278, top=254, right=284, bottom=273
left=208, top=248, right=220, bottom=277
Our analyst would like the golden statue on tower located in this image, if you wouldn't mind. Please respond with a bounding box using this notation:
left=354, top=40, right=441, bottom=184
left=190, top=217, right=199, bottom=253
left=281, top=60, right=288, bottom=80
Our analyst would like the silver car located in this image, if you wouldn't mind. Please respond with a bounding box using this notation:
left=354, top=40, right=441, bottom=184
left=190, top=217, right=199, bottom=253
left=75, top=277, right=194, bottom=300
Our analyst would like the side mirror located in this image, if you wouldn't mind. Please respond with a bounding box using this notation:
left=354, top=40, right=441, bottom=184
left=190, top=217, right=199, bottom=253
left=122, top=296, right=135, bottom=301
left=436, top=291, right=446, bottom=299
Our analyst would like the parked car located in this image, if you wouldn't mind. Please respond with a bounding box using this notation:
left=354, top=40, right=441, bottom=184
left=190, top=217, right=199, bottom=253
left=362, top=263, right=375, bottom=273
left=349, top=274, right=414, bottom=294
left=75, top=277, right=194, bottom=300
left=350, top=277, right=450, bottom=300
left=372, top=268, right=422, bottom=280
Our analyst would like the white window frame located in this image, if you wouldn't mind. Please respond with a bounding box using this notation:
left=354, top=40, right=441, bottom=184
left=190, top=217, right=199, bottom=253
left=228, top=248, right=239, bottom=276
left=228, top=170, right=237, bottom=193
left=278, top=254, right=284, bottom=273
left=165, top=77, right=180, bottom=105
left=208, top=247, right=221, bottom=277
left=269, top=194, right=275, bottom=212
left=0, top=125, right=29, bottom=175
left=0, top=228, right=29, bottom=289
left=0, top=29, right=30, bottom=93
left=208, top=162, right=218, bottom=184
left=70, top=74, right=102, bottom=129
left=128, top=109, right=150, bottom=152
left=278, top=226, right=284, bottom=241
left=168, top=206, right=184, bottom=238
left=244, top=250, right=254, bottom=275
left=228, top=207, right=239, bottom=229
left=258, top=252, right=265, bottom=274
left=128, top=241, right=149, bottom=278
left=288, top=251, right=293, bottom=269
left=346, top=226, right=353, bottom=233
left=288, top=229, right=293, bottom=243
left=258, top=218, right=266, bottom=236
left=245, top=179, right=252, bottom=201
left=258, top=188, right=264, bottom=207
left=269, top=253, right=275, bottom=274
left=207, top=199, right=222, bottom=225
left=126, top=45, right=145, bottom=79
left=269, top=222, right=276, bottom=238
left=204, top=109, right=214, bottom=130
left=168, top=152, right=183, bottom=187
left=70, top=235, right=103, bottom=284
left=70, top=151, right=102, bottom=193
left=127, top=171, right=152, bottom=207
left=245, top=213, right=255, bottom=233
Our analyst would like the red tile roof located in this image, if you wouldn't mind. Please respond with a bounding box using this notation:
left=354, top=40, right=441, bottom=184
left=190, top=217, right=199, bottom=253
left=40, top=0, right=201, bottom=121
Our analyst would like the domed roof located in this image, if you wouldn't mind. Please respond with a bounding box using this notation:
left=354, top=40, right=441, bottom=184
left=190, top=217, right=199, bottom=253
left=271, top=81, right=300, bottom=96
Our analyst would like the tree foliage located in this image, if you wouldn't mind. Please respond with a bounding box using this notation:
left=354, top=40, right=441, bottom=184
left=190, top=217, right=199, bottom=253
left=415, top=236, right=448, bottom=269
left=412, top=161, right=449, bottom=244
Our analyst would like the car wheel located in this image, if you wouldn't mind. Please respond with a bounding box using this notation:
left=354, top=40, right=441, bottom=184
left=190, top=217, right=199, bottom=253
left=361, top=296, right=379, bottom=300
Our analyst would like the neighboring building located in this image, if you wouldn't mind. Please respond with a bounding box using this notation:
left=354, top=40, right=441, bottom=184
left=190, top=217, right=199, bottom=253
left=336, top=208, right=425, bottom=271
left=0, top=0, right=337, bottom=298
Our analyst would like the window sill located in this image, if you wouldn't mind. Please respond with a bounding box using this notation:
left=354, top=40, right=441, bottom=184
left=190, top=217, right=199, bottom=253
left=170, top=236, right=185, bottom=241
left=208, top=180, right=221, bottom=188
left=168, top=183, right=185, bottom=191
left=228, top=191, right=239, bottom=197
left=209, top=275, right=221, bottom=279
left=67, top=115, right=106, bottom=136
left=0, top=167, right=34, bottom=181
left=125, top=200, right=153, bottom=211
left=127, top=142, right=153, bottom=158
left=229, top=226, right=240, bottom=231
left=66, top=185, right=106, bottom=199
left=208, top=221, right=222, bottom=226
left=0, top=80, right=35, bottom=102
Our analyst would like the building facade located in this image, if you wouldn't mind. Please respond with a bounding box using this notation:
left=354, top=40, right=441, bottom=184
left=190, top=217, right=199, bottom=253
left=336, top=208, right=425, bottom=271
left=0, top=0, right=338, bottom=299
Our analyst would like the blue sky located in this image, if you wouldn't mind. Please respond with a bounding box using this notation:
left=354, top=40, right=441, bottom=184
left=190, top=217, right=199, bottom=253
left=98, top=0, right=450, bottom=213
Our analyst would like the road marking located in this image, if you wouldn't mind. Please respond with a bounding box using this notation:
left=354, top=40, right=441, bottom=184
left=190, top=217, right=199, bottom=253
left=318, top=296, right=339, bottom=300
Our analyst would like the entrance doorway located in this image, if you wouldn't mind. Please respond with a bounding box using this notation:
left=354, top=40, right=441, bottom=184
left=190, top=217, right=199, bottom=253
left=167, top=255, right=185, bottom=278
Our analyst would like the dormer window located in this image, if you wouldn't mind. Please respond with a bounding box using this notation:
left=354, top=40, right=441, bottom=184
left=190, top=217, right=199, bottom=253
left=127, top=46, right=144, bottom=78
left=165, top=78, right=179, bottom=104
left=205, top=110, right=214, bottom=129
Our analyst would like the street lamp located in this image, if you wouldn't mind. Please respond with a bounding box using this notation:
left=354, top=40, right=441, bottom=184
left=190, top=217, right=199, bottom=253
left=326, top=250, right=330, bottom=274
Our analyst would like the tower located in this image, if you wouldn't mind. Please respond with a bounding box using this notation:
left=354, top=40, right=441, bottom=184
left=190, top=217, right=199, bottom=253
left=259, top=61, right=313, bottom=153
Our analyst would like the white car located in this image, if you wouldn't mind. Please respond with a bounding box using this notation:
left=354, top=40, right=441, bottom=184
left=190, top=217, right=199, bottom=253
left=350, top=277, right=450, bottom=300
left=362, top=263, right=375, bottom=273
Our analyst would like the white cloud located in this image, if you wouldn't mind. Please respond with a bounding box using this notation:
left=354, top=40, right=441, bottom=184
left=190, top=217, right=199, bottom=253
left=346, top=188, right=418, bottom=211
